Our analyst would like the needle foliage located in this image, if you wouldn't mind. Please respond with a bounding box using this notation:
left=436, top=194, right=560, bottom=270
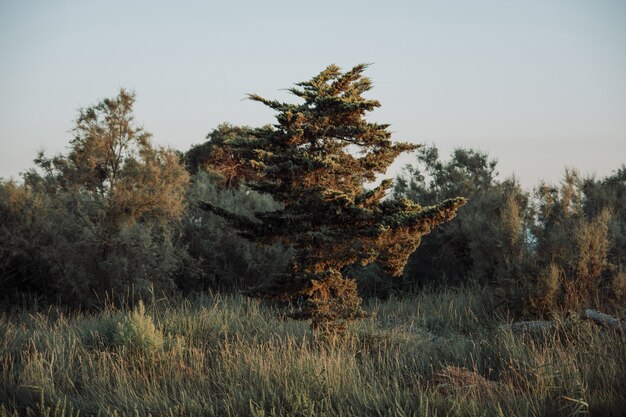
left=200, top=64, right=466, bottom=331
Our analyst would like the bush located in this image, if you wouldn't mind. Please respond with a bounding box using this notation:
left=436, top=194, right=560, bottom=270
left=0, top=90, right=194, bottom=307
left=393, top=148, right=626, bottom=317
left=524, top=171, right=623, bottom=314
left=116, top=301, right=164, bottom=354
left=179, top=171, right=291, bottom=292
left=0, top=180, right=55, bottom=303
left=393, top=146, right=531, bottom=289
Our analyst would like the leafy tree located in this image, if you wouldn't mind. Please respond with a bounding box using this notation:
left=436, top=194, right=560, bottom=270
left=526, top=169, right=625, bottom=312
left=31, top=89, right=188, bottom=225
left=9, top=89, right=193, bottom=305
left=200, top=64, right=466, bottom=331
left=395, top=146, right=498, bottom=205
left=394, top=146, right=531, bottom=288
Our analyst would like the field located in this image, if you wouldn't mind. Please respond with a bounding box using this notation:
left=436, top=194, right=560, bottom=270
left=1, top=288, right=624, bottom=417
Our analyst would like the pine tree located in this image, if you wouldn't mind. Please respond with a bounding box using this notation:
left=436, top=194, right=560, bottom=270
left=200, top=64, right=466, bottom=332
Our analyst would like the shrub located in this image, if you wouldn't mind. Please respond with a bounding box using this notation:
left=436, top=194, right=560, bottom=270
left=394, top=150, right=626, bottom=317
left=0, top=180, right=55, bottom=303
left=525, top=263, right=562, bottom=315
left=393, top=146, right=531, bottom=289
left=610, top=267, right=626, bottom=305
left=514, top=172, right=623, bottom=315
left=0, top=90, right=194, bottom=307
left=179, top=171, right=291, bottom=292
left=115, top=301, right=164, bottom=354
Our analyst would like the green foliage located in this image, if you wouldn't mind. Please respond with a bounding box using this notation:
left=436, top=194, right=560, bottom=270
left=525, top=171, right=623, bottom=313
left=581, top=166, right=626, bottom=282
left=115, top=300, right=165, bottom=354
left=0, top=90, right=193, bottom=306
left=0, top=181, right=54, bottom=301
left=113, top=300, right=185, bottom=360
left=30, top=89, right=189, bottom=225
left=394, top=145, right=531, bottom=288
left=180, top=171, right=291, bottom=292
left=199, top=65, right=465, bottom=331
left=524, top=263, right=562, bottom=314
left=394, top=150, right=625, bottom=316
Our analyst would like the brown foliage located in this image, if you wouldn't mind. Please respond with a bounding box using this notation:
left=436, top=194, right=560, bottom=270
left=200, top=65, right=466, bottom=332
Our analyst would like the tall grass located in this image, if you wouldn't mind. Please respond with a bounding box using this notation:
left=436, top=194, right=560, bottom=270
left=1, top=288, right=624, bottom=417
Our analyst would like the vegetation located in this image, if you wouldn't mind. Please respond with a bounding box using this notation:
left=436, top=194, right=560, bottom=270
left=393, top=146, right=625, bottom=316
left=197, top=64, right=465, bottom=331
left=1, top=290, right=625, bottom=417
left=0, top=90, right=193, bottom=306
left=1, top=66, right=625, bottom=416
left=180, top=171, right=291, bottom=292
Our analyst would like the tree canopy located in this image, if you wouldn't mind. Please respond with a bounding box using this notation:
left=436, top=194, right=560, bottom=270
left=31, top=89, right=188, bottom=225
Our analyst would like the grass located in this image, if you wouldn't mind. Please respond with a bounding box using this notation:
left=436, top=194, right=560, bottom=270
left=1, top=288, right=625, bottom=417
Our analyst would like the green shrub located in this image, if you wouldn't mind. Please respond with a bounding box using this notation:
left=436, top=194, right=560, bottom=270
left=393, top=146, right=531, bottom=289
left=526, top=263, right=562, bottom=314
left=0, top=180, right=55, bottom=303
left=180, top=171, right=291, bottom=292
left=115, top=301, right=164, bottom=354
left=394, top=149, right=625, bottom=317
left=0, top=91, right=195, bottom=307
left=527, top=172, right=621, bottom=314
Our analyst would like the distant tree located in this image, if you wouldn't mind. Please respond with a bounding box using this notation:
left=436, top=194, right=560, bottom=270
left=31, top=89, right=188, bottom=225
left=527, top=169, right=625, bottom=312
left=14, top=89, right=193, bottom=305
left=185, top=123, right=260, bottom=187
left=200, top=65, right=466, bottom=332
left=581, top=166, right=626, bottom=268
left=395, top=146, right=498, bottom=205
left=393, top=153, right=625, bottom=315
left=394, top=146, right=530, bottom=288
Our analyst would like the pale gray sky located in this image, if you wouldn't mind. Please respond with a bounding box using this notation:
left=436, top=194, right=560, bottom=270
left=1, top=0, right=624, bottom=188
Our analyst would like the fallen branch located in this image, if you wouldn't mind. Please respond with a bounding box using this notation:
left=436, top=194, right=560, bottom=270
left=582, top=309, right=626, bottom=332
left=506, top=309, right=625, bottom=334
left=509, top=320, right=557, bottom=333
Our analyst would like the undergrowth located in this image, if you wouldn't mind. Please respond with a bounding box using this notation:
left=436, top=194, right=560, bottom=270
left=1, top=288, right=624, bottom=417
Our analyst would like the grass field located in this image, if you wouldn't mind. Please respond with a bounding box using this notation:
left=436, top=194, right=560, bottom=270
left=1, top=288, right=625, bottom=417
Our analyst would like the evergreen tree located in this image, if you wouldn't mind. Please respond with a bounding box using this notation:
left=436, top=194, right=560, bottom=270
left=200, top=64, right=466, bottom=331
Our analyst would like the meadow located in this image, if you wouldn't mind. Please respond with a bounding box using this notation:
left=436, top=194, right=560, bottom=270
left=2, top=287, right=624, bottom=417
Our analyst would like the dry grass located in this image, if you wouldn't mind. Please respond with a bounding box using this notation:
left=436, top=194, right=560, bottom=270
left=1, top=288, right=624, bottom=417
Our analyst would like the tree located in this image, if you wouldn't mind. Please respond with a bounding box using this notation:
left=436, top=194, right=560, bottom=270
left=185, top=123, right=260, bottom=188
left=200, top=64, right=466, bottom=331
left=32, top=89, right=188, bottom=225
left=17, top=89, right=192, bottom=305
left=394, top=146, right=532, bottom=288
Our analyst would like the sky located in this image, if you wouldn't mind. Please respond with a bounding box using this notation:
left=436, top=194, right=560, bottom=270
left=1, top=0, right=625, bottom=189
